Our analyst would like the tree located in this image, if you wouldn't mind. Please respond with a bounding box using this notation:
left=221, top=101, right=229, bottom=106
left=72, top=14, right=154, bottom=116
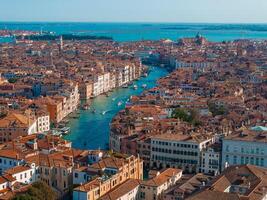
left=208, top=102, right=227, bottom=117
left=12, top=182, right=57, bottom=200
left=8, top=78, right=18, bottom=83
left=172, top=108, right=202, bottom=126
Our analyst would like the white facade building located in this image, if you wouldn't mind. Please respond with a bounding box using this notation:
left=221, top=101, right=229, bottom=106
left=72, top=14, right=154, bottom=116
left=37, top=115, right=50, bottom=133
left=150, top=133, right=214, bottom=173
left=200, top=146, right=221, bottom=175
left=4, top=163, right=39, bottom=184
left=222, top=129, right=267, bottom=171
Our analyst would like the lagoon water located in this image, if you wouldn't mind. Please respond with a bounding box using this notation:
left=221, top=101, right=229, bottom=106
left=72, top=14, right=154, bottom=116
left=1, top=22, right=267, bottom=149
left=1, top=22, right=267, bottom=42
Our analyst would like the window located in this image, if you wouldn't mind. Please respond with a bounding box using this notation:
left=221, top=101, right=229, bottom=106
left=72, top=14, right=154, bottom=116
left=75, top=173, right=78, bottom=178
left=260, top=158, right=264, bottom=166
left=233, top=156, right=237, bottom=164
left=256, top=148, right=260, bottom=154
left=226, top=145, right=229, bottom=152
left=241, top=157, right=244, bottom=164
left=256, top=158, right=259, bottom=166
left=250, top=157, right=254, bottom=165
left=225, top=155, right=229, bottom=162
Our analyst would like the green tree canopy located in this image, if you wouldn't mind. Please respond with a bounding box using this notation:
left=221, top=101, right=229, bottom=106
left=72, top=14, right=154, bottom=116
left=12, top=181, right=57, bottom=200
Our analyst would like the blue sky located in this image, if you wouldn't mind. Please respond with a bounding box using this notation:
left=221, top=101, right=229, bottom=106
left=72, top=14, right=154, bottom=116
left=1, top=0, right=267, bottom=23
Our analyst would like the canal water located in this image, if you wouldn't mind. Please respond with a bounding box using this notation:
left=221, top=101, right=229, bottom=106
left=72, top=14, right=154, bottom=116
left=64, top=66, right=168, bottom=149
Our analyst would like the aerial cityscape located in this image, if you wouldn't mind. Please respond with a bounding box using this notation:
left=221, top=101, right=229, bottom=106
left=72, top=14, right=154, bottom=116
left=0, top=1, right=267, bottom=200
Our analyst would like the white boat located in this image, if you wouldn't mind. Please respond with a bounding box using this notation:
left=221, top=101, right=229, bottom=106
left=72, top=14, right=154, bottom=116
left=112, top=98, right=116, bottom=101
left=60, top=127, right=70, bottom=135
left=142, top=84, right=147, bottom=88
left=102, top=111, right=106, bottom=115
left=117, top=101, right=123, bottom=106
left=133, top=85, right=138, bottom=90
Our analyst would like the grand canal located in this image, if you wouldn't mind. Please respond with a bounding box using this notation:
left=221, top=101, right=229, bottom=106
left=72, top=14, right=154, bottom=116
left=64, top=66, right=168, bottom=149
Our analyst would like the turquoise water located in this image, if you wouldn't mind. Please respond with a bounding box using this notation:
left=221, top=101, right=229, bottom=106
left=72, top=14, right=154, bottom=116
left=64, top=66, right=168, bottom=149
left=1, top=23, right=267, bottom=42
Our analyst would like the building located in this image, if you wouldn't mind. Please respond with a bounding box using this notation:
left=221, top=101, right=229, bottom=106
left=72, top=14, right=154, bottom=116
left=200, top=144, right=221, bottom=175
left=150, top=133, right=214, bottom=173
left=139, top=168, right=182, bottom=200
left=40, top=97, right=64, bottom=124
left=4, top=163, right=38, bottom=184
left=221, top=129, right=267, bottom=171
left=99, top=179, right=140, bottom=200
left=0, top=112, right=37, bottom=143
left=187, top=165, right=267, bottom=200
left=36, top=112, right=50, bottom=133
left=73, top=155, right=143, bottom=200
left=163, top=173, right=213, bottom=200
left=79, top=82, right=93, bottom=100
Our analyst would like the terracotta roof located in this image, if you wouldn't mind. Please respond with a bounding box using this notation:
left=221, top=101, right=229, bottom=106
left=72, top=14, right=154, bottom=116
left=100, top=179, right=140, bottom=200
left=4, top=165, right=31, bottom=175
left=142, top=168, right=182, bottom=187
left=187, top=190, right=240, bottom=200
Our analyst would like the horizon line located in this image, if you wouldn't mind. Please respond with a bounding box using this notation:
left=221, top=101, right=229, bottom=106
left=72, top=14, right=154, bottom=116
left=1, top=21, right=267, bottom=25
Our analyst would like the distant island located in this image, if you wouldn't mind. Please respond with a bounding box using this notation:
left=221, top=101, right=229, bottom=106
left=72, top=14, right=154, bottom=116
left=16, top=34, right=113, bottom=41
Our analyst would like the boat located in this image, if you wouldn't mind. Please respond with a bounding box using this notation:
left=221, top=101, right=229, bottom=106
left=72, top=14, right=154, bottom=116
left=112, top=98, right=116, bottom=101
left=122, top=84, right=128, bottom=88
left=92, top=108, right=96, bottom=114
left=60, top=127, right=70, bottom=135
left=143, top=73, right=148, bottom=77
left=117, top=101, right=123, bottom=106
left=71, top=115, right=79, bottom=119
left=133, top=85, right=138, bottom=90
left=102, top=111, right=107, bottom=115
left=142, top=84, right=147, bottom=88
left=81, top=104, right=89, bottom=110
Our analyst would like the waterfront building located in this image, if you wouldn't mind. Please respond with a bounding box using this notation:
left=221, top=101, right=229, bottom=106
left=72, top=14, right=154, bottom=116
left=36, top=111, right=50, bottom=133
left=221, top=129, right=267, bottom=170
left=39, top=97, right=64, bottom=124
left=150, top=133, right=214, bottom=173
left=92, top=73, right=111, bottom=97
left=79, top=82, right=93, bottom=100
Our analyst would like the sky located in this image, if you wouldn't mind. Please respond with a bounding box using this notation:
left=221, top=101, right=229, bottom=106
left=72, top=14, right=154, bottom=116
left=1, top=0, right=267, bottom=23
